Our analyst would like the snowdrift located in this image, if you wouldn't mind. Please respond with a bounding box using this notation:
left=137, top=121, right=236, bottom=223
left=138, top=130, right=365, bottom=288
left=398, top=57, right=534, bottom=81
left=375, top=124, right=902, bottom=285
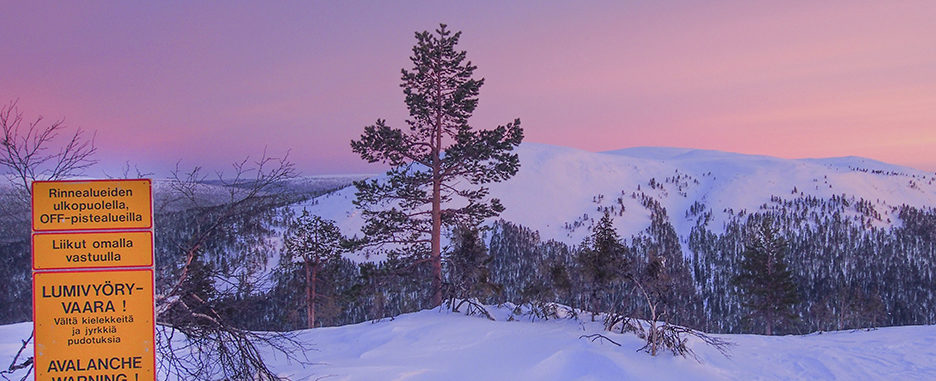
left=3, top=306, right=935, bottom=380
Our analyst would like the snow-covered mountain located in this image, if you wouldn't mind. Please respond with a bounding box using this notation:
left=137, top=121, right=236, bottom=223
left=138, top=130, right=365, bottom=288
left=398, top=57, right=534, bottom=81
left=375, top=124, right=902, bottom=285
left=301, top=142, right=936, bottom=251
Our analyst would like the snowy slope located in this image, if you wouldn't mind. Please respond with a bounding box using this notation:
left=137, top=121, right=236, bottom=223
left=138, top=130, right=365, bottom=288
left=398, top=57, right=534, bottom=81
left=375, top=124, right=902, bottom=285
left=3, top=307, right=935, bottom=380
left=299, top=143, right=936, bottom=254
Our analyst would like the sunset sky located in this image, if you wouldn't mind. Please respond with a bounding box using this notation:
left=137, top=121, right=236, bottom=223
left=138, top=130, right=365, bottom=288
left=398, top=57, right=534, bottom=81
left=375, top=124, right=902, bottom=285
left=1, top=1, right=934, bottom=175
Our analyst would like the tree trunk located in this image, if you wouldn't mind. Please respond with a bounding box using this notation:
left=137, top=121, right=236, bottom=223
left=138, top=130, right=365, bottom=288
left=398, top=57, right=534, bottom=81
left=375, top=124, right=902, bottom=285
left=304, top=261, right=315, bottom=329
left=431, top=146, right=442, bottom=307
left=766, top=310, right=773, bottom=335
left=311, top=262, right=318, bottom=328
left=766, top=249, right=774, bottom=335
left=590, top=289, right=598, bottom=322
left=650, top=320, right=657, bottom=356
left=430, top=75, right=443, bottom=308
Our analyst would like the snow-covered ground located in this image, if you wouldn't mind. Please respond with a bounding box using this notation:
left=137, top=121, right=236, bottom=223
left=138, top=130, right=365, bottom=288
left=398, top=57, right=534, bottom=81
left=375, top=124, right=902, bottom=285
left=4, top=306, right=935, bottom=380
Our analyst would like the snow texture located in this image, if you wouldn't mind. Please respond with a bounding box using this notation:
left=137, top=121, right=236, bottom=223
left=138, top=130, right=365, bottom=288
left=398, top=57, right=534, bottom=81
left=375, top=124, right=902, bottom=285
left=3, top=306, right=935, bottom=380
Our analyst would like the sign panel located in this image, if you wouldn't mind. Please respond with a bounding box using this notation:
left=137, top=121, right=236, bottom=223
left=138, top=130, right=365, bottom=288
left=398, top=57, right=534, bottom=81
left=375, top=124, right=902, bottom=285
left=32, top=179, right=153, bottom=231
left=33, top=231, right=154, bottom=270
left=33, top=269, right=155, bottom=381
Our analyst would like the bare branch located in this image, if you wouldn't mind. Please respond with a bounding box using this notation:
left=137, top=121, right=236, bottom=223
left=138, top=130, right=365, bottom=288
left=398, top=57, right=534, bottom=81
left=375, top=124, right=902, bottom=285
left=154, top=150, right=303, bottom=379
left=0, top=100, right=97, bottom=198
left=0, top=331, right=33, bottom=381
left=579, top=333, right=621, bottom=346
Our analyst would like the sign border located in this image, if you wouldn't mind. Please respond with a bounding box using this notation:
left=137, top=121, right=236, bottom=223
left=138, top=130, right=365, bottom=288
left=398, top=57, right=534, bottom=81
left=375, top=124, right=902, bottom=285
left=32, top=230, right=155, bottom=271
left=32, top=267, right=157, bottom=381
left=31, top=178, right=154, bottom=232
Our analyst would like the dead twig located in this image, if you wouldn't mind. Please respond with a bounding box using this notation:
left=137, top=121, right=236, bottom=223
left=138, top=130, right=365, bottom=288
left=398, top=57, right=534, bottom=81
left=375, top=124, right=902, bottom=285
left=579, top=333, right=621, bottom=347
left=1, top=332, right=34, bottom=381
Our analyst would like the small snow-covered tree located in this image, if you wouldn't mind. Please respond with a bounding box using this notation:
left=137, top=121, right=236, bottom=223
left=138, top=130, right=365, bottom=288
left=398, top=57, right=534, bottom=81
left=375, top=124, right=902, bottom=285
left=734, top=219, right=799, bottom=335
left=445, top=226, right=500, bottom=319
left=282, top=210, right=345, bottom=328
left=577, top=212, right=628, bottom=320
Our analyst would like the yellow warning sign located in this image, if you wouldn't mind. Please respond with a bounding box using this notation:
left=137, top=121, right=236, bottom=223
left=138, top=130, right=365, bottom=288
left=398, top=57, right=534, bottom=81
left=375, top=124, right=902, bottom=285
left=33, top=231, right=154, bottom=270
left=32, top=179, right=152, bottom=231
left=33, top=269, right=155, bottom=381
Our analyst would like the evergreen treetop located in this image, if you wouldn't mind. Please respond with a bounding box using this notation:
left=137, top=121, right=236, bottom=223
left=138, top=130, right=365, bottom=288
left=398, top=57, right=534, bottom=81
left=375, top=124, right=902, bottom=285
left=577, top=212, right=628, bottom=318
left=578, top=212, right=629, bottom=286
left=734, top=219, right=799, bottom=335
left=282, top=210, right=344, bottom=266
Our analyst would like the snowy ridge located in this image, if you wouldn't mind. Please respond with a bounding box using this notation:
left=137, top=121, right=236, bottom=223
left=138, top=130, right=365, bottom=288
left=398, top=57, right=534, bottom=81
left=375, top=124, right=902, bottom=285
left=301, top=143, right=936, bottom=256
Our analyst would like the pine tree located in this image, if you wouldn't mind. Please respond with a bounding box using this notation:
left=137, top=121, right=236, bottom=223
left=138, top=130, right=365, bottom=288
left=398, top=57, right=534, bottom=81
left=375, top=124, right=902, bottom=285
left=351, top=24, right=523, bottom=307
left=447, top=226, right=500, bottom=303
left=577, top=212, right=628, bottom=319
left=734, top=219, right=799, bottom=335
left=282, top=210, right=345, bottom=328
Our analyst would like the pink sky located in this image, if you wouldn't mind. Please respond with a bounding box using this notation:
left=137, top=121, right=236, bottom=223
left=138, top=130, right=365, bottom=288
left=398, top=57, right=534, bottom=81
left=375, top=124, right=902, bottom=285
left=1, top=1, right=934, bottom=175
